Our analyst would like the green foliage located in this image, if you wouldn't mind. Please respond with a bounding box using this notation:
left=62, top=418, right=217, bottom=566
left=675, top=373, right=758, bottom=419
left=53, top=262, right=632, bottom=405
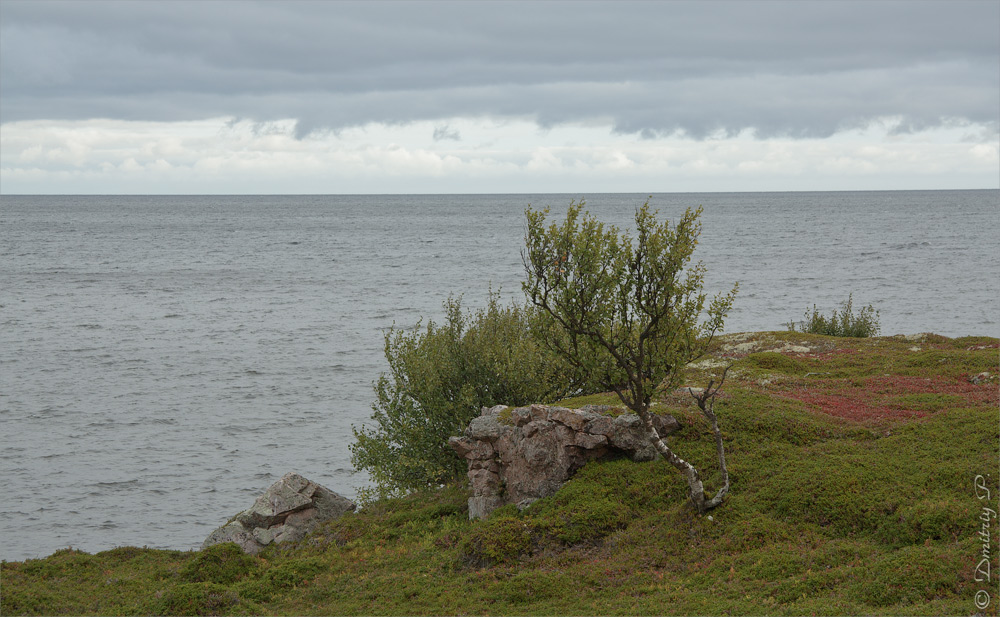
left=846, top=545, right=963, bottom=607
left=524, top=458, right=653, bottom=544
left=461, top=458, right=675, bottom=568
left=179, top=542, right=259, bottom=585
left=235, top=558, right=325, bottom=603
left=523, top=200, right=738, bottom=413
left=350, top=293, right=584, bottom=500
left=307, top=484, right=470, bottom=554
left=0, top=576, right=61, bottom=614
left=150, top=582, right=244, bottom=616
left=460, top=515, right=536, bottom=567
left=3, top=332, right=996, bottom=616
left=889, top=393, right=967, bottom=413
left=788, top=293, right=881, bottom=337
left=875, top=497, right=970, bottom=546
left=523, top=199, right=737, bottom=514
left=742, top=351, right=807, bottom=375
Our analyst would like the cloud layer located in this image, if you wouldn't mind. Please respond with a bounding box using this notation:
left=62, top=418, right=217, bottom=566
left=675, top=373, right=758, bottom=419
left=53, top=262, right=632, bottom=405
left=3, top=1, right=997, bottom=140
left=3, top=116, right=996, bottom=194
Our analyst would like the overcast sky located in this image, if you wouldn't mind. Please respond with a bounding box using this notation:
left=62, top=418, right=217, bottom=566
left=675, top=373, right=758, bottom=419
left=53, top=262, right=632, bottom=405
left=1, top=0, right=997, bottom=194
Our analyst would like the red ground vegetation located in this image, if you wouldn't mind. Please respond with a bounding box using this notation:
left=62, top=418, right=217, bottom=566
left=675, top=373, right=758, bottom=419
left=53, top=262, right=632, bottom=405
left=775, top=374, right=997, bottom=425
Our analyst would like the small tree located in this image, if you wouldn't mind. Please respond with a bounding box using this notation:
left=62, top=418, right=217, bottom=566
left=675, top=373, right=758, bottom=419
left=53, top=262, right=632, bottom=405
left=522, top=200, right=738, bottom=513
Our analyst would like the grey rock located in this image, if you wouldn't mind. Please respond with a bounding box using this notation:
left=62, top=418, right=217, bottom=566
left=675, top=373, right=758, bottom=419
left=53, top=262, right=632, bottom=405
left=608, top=414, right=679, bottom=462
left=202, top=472, right=355, bottom=554
left=203, top=521, right=255, bottom=554
left=468, top=408, right=505, bottom=441
left=450, top=404, right=680, bottom=519
left=448, top=436, right=475, bottom=458
left=512, top=407, right=533, bottom=427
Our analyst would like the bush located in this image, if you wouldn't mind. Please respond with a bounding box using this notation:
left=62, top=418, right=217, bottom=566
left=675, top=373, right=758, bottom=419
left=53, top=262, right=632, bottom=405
left=351, top=293, right=588, bottom=500
left=787, top=294, right=880, bottom=337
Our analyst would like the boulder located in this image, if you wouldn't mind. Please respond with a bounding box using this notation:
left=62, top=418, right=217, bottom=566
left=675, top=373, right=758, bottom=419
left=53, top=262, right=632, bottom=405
left=203, top=472, right=355, bottom=554
left=449, top=404, right=679, bottom=519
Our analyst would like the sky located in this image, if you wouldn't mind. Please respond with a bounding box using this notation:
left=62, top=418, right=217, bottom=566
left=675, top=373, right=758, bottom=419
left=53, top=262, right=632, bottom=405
left=1, top=0, right=997, bottom=194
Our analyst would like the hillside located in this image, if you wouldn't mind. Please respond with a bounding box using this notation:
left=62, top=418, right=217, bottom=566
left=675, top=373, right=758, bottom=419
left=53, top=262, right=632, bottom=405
left=2, top=331, right=997, bottom=616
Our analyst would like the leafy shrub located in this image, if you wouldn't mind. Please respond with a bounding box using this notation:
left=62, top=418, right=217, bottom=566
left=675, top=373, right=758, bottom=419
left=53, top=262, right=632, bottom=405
left=351, top=293, right=588, bottom=500
left=787, top=294, right=880, bottom=337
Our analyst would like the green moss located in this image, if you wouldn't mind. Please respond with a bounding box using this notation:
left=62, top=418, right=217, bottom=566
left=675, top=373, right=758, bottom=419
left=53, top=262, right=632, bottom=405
left=742, top=351, right=808, bottom=375
left=889, top=392, right=967, bottom=412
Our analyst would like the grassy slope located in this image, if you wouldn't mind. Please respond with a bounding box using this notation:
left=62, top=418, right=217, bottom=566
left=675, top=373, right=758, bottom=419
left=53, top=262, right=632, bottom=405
left=2, top=332, right=997, bottom=616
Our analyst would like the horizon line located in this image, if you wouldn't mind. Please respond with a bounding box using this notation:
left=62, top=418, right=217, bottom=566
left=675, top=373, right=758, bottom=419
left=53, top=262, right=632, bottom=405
left=3, top=187, right=997, bottom=198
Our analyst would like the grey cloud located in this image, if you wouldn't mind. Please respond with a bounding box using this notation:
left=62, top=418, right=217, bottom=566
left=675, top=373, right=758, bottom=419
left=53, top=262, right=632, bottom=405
left=1, top=0, right=997, bottom=139
left=433, top=125, right=461, bottom=141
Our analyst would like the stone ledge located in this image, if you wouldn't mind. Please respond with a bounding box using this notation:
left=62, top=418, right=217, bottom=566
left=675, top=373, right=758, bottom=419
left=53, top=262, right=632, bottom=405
left=450, top=404, right=678, bottom=519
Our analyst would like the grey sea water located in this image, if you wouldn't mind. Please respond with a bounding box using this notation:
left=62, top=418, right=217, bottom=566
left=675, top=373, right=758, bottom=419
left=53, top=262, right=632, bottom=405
left=1, top=191, right=997, bottom=561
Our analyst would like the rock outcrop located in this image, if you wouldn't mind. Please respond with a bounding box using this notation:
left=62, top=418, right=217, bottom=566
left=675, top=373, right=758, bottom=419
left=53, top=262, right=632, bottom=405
left=449, top=404, right=679, bottom=519
left=203, top=472, right=355, bottom=554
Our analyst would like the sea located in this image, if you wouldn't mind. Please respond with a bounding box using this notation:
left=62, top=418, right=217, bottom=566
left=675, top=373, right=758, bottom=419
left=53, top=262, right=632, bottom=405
left=1, top=190, right=997, bottom=561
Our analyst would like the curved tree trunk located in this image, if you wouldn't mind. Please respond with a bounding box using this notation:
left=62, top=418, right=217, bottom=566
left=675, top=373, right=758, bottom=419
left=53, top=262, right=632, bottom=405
left=633, top=368, right=731, bottom=514
left=636, top=409, right=714, bottom=513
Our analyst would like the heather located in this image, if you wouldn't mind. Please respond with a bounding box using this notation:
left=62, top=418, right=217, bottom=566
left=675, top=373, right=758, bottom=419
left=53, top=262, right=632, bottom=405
left=3, top=331, right=996, bottom=616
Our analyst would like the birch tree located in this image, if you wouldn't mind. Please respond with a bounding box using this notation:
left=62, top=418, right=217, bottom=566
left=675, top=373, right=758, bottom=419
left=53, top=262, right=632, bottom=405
left=522, top=200, right=738, bottom=513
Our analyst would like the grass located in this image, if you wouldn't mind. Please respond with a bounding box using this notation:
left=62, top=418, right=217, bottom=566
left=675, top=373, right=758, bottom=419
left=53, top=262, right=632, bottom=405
left=2, top=331, right=997, bottom=616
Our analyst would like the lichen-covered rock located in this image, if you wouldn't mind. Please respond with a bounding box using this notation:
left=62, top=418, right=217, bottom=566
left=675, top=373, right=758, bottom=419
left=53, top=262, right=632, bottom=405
left=203, top=473, right=355, bottom=554
left=449, top=404, right=679, bottom=519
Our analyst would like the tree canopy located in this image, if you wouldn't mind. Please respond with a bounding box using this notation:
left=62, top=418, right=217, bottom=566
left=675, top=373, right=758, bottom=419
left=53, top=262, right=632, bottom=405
left=522, top=199, right=737, bottom=512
